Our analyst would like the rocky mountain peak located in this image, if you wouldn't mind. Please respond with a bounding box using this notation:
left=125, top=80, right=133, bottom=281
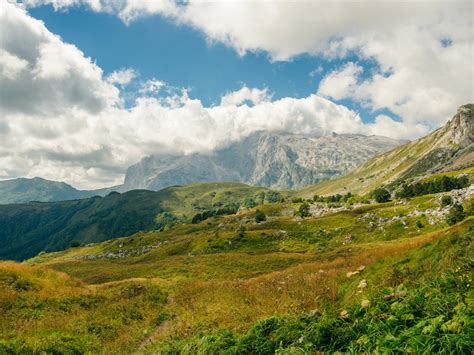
left=123, top=132, right=405, bottom=191
left=448, top=103, right=473, bottom=147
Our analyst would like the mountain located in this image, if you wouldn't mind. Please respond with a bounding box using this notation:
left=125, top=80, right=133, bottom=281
left=299, top=103, right=474, bottom=197
left=0, top=182, right=268, bottom=261
left=124, top=132, right=404, bottom=191
left=0, top=177, right=119, bottom=204
left=0, top=108, right=472, bottom=353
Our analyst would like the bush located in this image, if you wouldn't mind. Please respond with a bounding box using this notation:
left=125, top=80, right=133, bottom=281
left=416, top=220, right=424, bottom=229
left=441, top=195, right=452, bottom=207
left=265, top=191, right=283, bottom=203
left=372, top=188, right=391, bottom=203
left=242, top=197, right=257, bottom=208
left=255, top=210, right=266, bottom=223
left=446, top=203, right=465, bottom=225
left=296, top=203, right=311, bottom=218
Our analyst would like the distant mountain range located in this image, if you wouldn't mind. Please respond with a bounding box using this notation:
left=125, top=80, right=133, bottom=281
left=123, top=132, right=405, bottom=192
left=0, top=132, right=404, bottom=204
left=0, top=177, right=117, bottom=205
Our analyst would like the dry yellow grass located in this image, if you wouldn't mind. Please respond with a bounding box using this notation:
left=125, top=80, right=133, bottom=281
left=150, top=221, right=465, bottom=341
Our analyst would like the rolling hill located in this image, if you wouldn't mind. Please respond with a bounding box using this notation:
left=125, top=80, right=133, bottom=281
left=0, top=183, right=269, bottom=261
left=0, top=177, right=118, bottom=204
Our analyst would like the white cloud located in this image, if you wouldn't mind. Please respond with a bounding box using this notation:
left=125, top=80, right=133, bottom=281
left=317, top=62, right=362, bottom=100
left=19, top=0, right=473, bottom=133
left=220, top=86, right=271, bottom=107
left=106, top=68, right=137, bottom=86
left=0, top=49, right=29, bottom=79
left=139, top=78, right=165, bottom=95
left=365, top=115, right=428, bottom=140
left=0, top=1, right=119, bottom=115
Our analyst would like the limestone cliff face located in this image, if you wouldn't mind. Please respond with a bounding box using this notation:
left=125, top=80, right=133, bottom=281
left=123, top=132, right=405, bottom=191
left=449, top=104, right=473, bottom=147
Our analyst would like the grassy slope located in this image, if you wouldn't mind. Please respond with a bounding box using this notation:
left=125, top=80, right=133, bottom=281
left=297, top=128, right=473, bottom=198
left=0, top=182, right=269, bottom=261
left=1, top=189, right=469, bottom=353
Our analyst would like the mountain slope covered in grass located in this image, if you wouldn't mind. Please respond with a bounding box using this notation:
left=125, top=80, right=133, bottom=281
left=0, top=183, right=269, bottom=261
left=1, top=184, right=471, bottom=353
left=298, top=104, right=473, bottom=197
left=0, top=177, right=120, bottom=204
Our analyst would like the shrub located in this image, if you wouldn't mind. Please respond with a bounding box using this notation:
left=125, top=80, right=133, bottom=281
left=296, top=203, right=311, bottom=218
left=446, top=203, right=465, bottom=225
left=441, top=195, right=452, bottom=207
left=265, top=191, right=283, bottom=203
left=372, top=188, right=391, bottom=203
left=242, top=197, right=257, bottom=208
left=416, top=220, right=424, bottom=229
left=255, top=210, right=266, bottom=223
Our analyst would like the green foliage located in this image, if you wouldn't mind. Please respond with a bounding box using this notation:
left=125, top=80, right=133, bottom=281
left=296, top=203, right=311, bottom=218
left=242, top=197, right=257, bottom=208
left=416, top=220, right=424, bottom=229
left=313, top=192, right=354, bottom=204
left=255, top=210, right=267, bottom=223
left=396, top=175, right=469, bottom=199
left=158, top=227, right=474, bottom=353
left=155, top=212, right=179, bottom=231
left=441, top=195, right=453, bottom=207
left=446, top=204, right=465, bottom=225
left=372, top=188, right=391, bottom=203
left=191, top=203, right=239, bottom=224
left=265, top=191, right=283, bottom=203
left=0, top=182, right=269, bottom=261
left=255, top=191, right=266, bottom=205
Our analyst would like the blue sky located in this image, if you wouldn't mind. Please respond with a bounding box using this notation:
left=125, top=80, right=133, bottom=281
left=29, top=4, right=383, bottom=121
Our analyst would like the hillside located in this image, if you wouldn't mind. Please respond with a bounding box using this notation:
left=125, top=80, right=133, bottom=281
left=123, top=132, right=404, bottom=191
left=298, top=104, right=473, bottom=198
left=0, top=181, right=471, bottom=353
left=0, top=177, right=94, bottom=204
left=0, top=177, right=119, bottom=204
left=0, top=182, right=269, bottom=261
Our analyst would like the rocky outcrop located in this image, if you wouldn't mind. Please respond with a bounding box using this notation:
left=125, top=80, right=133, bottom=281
left=123, top=132, right=404, bottom=191
left=449, top=104, right=473, bottom=147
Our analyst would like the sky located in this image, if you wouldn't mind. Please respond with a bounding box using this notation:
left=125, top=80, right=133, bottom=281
left=0, top=0, right=472, bottom=189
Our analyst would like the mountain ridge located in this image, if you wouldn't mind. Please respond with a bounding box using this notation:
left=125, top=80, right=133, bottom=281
left=124, top=131, right=405, bottom=191
left=299, top=103, right=474, bottom=197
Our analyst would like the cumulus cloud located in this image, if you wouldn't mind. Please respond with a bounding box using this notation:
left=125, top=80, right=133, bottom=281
left=139, top=78, right=166, bottom=95
left=220, top=86, right=271, bottom=107
left=317, top=62, right=362, bottom=100
left=21, top=0, right=472, bottom=132
left=0, top=1, right=119, bottom=116
left=106, top=68, right=137, bottom=86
